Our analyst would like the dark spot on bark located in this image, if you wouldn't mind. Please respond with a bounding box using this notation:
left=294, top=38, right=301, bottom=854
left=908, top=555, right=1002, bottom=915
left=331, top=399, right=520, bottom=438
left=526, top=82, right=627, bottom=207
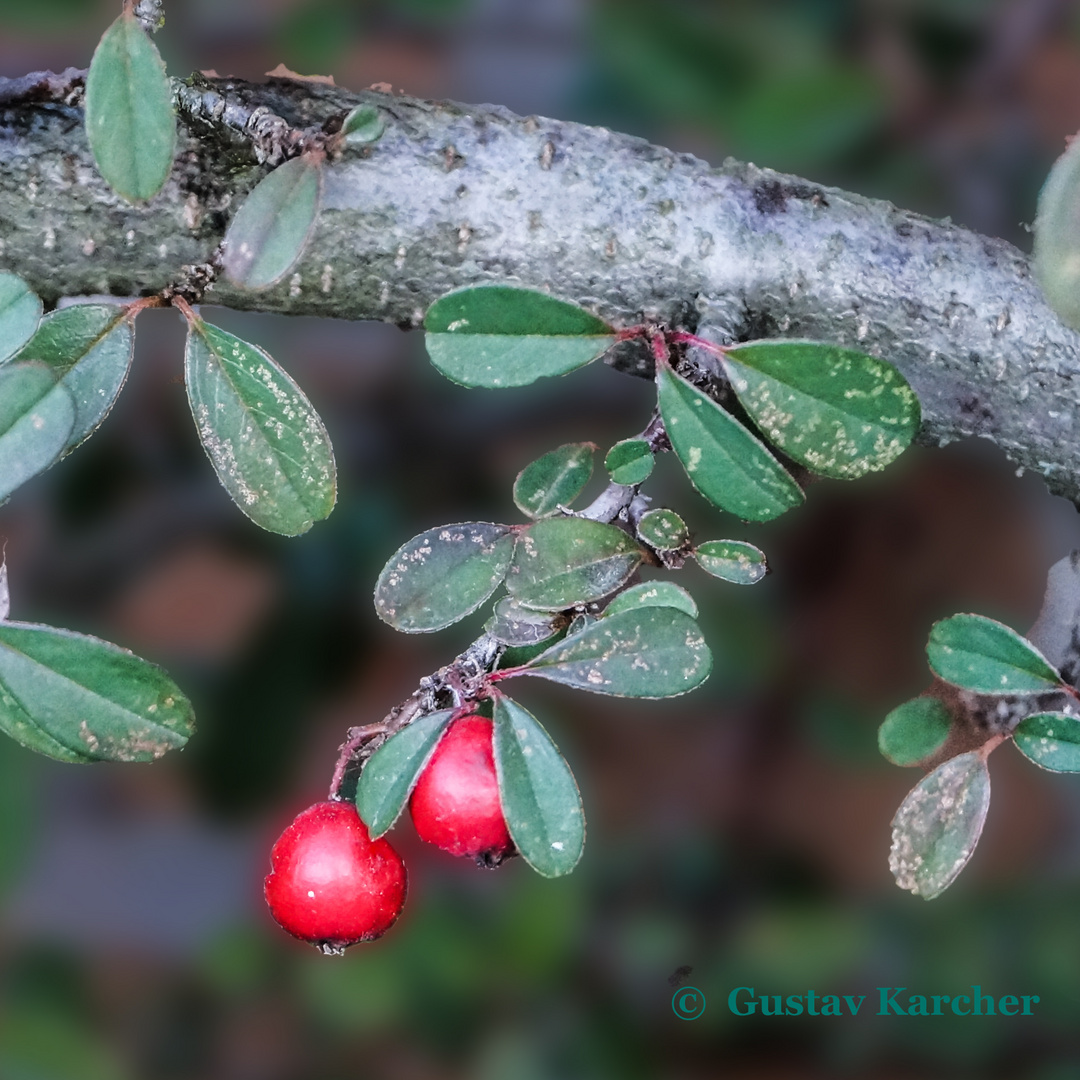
left=738, top=307, right=781, bottom=341
left=968, top=351, right=981, bottom=365
left=895, top=220, right=913, bottom=238
left=752, top=178, right=828, bottom=215
left=443, top=145, right=465, bottom=171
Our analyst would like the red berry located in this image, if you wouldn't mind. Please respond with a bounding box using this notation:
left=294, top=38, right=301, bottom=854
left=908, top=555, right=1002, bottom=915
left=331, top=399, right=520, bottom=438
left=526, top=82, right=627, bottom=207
left=264, top=801, right=406, bottom=952
left=409, top=714, right=515, bottom=866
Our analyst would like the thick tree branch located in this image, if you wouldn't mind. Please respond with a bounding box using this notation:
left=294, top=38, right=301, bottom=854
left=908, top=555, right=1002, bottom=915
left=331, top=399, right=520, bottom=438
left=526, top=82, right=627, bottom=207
left=1, top=74, right=1079, bottom=498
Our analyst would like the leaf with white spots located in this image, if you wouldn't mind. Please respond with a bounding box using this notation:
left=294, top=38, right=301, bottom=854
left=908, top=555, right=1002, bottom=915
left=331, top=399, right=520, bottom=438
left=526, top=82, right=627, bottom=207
left=0, top=273, right=42, bottom=364
left=878, top=697, right=951, bottom=766
left=222, top=153, right=324, bottom=289
left=889, top=751, right=990, bottom=899
left=721, top=341, right=920, bottom=479
left=84, top=11, right=176, bottom=202
left=0, top=621, right=194, bottom=764
left=927, top=613, right=1063, bottom=695
left=184, top=318, right=337, bottom=536
left=506, top=517, right=643, bottom=611
left=513, top=442, right=595, bottom=519
left=485, top=596, right=565, bottom=646
left=355, top=710, right=454, bottom=838
left=602, top=581, right=698, bottom=619
left=374, top=522, right=518, bottom=633
left=424, top=286, right=616, bottom=388
left=656, top=365, right=804, bottom=522
left=518, top=606, right=712, bottom=698
left=636, top=508, right=687, bottom=551
left=0, top=363, right=75, bottom=504
left=492, top=695, right=584, bottom=877
left=1013, top=712, right=1080, bottom=772
left=13, top=304, right=134, bottom=454
left=694, top=540, right=768, bottom=585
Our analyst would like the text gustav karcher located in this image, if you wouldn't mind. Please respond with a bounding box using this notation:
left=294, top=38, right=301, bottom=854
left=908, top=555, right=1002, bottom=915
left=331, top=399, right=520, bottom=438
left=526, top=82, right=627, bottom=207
left=728, top=986, right=1039, bottom=1017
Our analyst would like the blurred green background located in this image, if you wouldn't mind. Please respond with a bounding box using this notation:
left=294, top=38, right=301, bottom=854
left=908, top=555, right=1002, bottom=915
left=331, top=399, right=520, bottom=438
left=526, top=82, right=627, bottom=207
left=4, top=0, right=1080, bottom=1077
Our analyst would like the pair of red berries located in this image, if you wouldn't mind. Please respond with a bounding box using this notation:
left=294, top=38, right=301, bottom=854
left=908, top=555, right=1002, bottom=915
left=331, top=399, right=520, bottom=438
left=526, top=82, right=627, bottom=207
left=264, top=714, right=513, bottom=950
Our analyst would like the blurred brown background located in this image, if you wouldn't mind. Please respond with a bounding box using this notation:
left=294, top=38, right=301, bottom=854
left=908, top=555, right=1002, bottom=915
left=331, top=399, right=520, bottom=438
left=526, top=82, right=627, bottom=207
left=3, top=0, right=1080, bottom=1077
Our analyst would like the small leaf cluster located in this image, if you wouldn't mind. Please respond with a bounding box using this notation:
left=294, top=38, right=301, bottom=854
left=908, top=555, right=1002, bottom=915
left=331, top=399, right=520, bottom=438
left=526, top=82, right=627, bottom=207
left=355, top=284, right=920, bottom=881
left=882, top=613, right=1080, bottom=900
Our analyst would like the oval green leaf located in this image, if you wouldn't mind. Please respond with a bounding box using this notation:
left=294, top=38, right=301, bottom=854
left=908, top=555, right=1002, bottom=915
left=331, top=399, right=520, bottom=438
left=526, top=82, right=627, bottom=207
left=519, top=606, right=712, bottom=698
left=602, top=580, right=698, bottom=619
left=605, top=438, right=653, bottom=485
left=889, top=751, right=990, bottom=899
left=637, top=507, right=687, bottom=551
left=878, top=697, right=952, bottom=766
left=656, top=365, right=804, bottom=522
left=694, top=539, right=768, bottom=585
left=355, top=710, right=454, bottom=838
left=185, top=318, right=337, bottom=536
left=927, top=613, right=1062, bottom=694
left=84, top=11, right=176, bottom=202
left=492, top=696, right=584, bottom=877
left=721, top=341, right=920, bottom=479
left=485, top=596, right=565, bottom=646
left=374, top=522, right=517, bottom=632
left=341, top=103, right=385, bottom=147
left=13, top=304, right=134, bottom=454
left=0, top=273, right=42, bottom=364
left=1034, top=137, right=1080, bottom=329
left=0, top=363, right=75, bottom=503
left=0, top=620, right=194, bottom=764
left=222, top=153, right=324, bottom=289
left=1013, top=712, right=1080, bottom=772
left=513, top=442, right=595, bottom=519
left=424, top=286, right=616, bottom=388
left=506, top=517, right=643, bottom=611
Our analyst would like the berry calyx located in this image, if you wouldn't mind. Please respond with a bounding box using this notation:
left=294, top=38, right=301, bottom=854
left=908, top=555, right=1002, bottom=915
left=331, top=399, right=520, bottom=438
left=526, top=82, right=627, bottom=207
left=264, top=800, right=407, bottom=952
left=409, top=713, right=515, bottom=866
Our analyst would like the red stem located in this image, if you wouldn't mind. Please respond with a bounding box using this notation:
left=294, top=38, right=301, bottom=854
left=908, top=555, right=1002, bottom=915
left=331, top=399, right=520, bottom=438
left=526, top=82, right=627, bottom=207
left=667, top=330, right=730, bottom=358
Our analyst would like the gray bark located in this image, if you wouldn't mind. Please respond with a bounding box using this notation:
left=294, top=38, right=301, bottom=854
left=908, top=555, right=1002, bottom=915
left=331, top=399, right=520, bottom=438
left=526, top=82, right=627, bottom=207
left=1, top=73, right=1078, bottom=499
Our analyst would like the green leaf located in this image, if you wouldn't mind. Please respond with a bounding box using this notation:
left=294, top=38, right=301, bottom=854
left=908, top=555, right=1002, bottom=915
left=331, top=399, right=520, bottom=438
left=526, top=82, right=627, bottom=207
left=0, top=621, right=194, bottom=764
left=636, top=508, right=687, bottom=550
left=0, top=363, right=75, bottom=503
left=355, top=711, right=453, bottom=838
left=341, top=103, right=385, bottom=146
left=1035, top=137, right=1080, bottom=329
left=84, top=11, right=176, bottom=202
left=656, top=365, right=804, bottom=521
left=889, top=751, right=990, bottom=899
left=506, top=517, right=643, bottom=610
left=721, top=341, right=920, bottom=479
left=222, top=153, right=323, bottom=289
left=13, top=304, right=134, bottom=454
left=927, top=614, right=1062, bottom=694
left=604, top=438, right=653, bottom=485
left=520, top=606, right=712, bottom=698
left=602, top=580, right=698, bottom=619
left=694, top=539, right=768, bottom=585
left=374, top=522, right=517, bottom=632
left=485, top=596, right=565, bottom=646
left=1013, top=712, right=1080, bottom=772
left=878, top=697, right=952, bottom=766
left=513, top=442, right=595, bottom=519
left=492, top=696, right=584, bottom=877
left=0, top=273, right=41, bottom=364
left=424, top=286, right=615, bottom=388
left=185, top=318, right=337, bottom=536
